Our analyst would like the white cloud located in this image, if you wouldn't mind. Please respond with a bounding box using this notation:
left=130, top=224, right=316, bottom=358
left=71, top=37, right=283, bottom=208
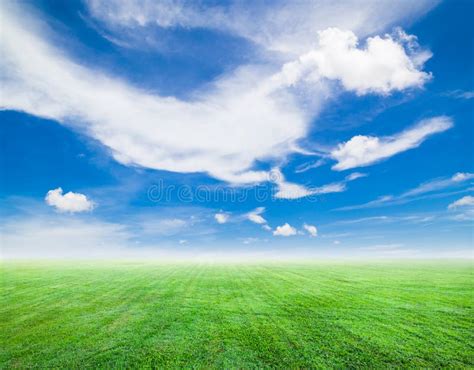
left=214, top=213, right=229, bottom=224
left=0, top=3, right=307, bottom=185
left=295, top=159, right=326, bottom=173
left=85, top=0, right=437, bottom=56
left=273, top=223, right=297, bottom=237
left=45, top=188, right=94, bottom=213
left=345, top=172, right=367, bottom=181
left=338, top=172, right=474, bottom=210
left=214, top=207, right=272, bottom=229
left=273, top=177, right=316, bottom=200
left=403, top=172, right=474, bottom=197
left=274, top=28, right=432, bottom=95
left=331, top=116, right=453, bottom=170
left=246, top=207, right=267, bottom=225
left=448, top=196, right=474, bottom=210
left=272, top=168, right=366, bottom=199
left=303, top=223, right=318, bottom=237
left=452, top=172, right=474, bottom=182
left=0, top=3, right=435, bottom=186
left=445, top=90, right=474, bottom=100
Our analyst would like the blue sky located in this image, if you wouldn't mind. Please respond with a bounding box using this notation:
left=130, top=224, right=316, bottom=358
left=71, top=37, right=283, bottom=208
left=1, top=0, right=473, bottom=260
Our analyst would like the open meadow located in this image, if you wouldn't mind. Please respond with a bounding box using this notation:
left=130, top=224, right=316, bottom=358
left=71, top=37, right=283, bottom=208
left=1, top=261, right=473, bottom=368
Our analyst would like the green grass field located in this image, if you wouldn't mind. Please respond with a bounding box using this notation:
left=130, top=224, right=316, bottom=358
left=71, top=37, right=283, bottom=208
left=1, top=261, right=473, bottom=368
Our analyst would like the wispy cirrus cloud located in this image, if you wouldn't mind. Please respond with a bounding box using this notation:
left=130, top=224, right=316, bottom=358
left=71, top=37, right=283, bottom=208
left=448, top=195, right=474, bottom=210
left=84, top=0, right=438, bottom=55
left=273, top=170, right=366, bottom=199
left=337, top=172, right=474, bottom=210
left=246, top=207, right=268, bottom=225
left=444, top=90, right=474, bottom=100
left=331, top=116, right=453, bottom=171
left=295, top=159, right=326, bottom=173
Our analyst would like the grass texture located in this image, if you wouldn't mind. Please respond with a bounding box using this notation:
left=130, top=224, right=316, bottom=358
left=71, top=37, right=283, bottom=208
left=1, top=261, right=473, bottom=368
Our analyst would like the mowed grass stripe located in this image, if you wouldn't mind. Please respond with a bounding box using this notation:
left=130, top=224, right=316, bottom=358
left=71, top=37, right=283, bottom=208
left=1, top=262, right=473, bottom=368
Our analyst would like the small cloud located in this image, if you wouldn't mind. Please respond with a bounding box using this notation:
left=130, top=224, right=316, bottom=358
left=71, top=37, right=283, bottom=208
left=273, top=223, right=297, bottom=237
left=272, top=169, right=315, bottom=199
left=45, top=187, right=94, bottom=213
left=295, top=159, right=326, bottom=173
left=337, top=172, right=473, bottom=211
left=452, top=172, right=474, bottom=182
left=179, top=239, right=188, bottom=245
left=444, top=90, right=474, bottom=100
left=274, top=181, right=315, bottom=199
left=214, top=212, right=229, bottom=224
left=333, top=240, right=341, bottom=245
left=303, top=223, right=318, bottom=237
left=262, top=224, right=272, bottom=231
left=246, top=207, right=267, bottom=224
left=272, top=168, right=364, bottom=200
left=345, top=172, right=367, bottom=181
left=448, top=195, right=474, bottom=210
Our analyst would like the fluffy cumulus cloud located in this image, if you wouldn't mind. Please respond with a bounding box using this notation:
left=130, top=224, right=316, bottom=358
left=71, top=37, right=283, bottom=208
left=214, top=213, right=229, bottom=224
left=274, top=28, right=432, bottom=95
left=273, top=223, right=297, bottom=237
left=448, top=196, right=474, bottom=210
left=45, top=188, right=94, bottom=213
left=303, top=223, right=318, bottom=237
left=0, top=2, right=435, bottom=187
left=331, top=116, right=453, bottom=171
